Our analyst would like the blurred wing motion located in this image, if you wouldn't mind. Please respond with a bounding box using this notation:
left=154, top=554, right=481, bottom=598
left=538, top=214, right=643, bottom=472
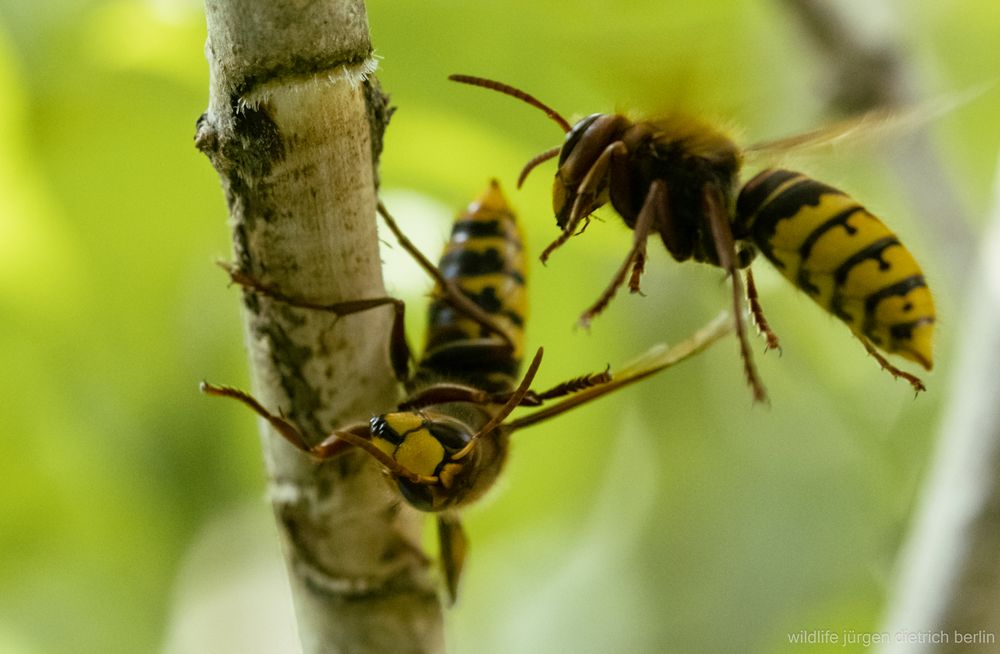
left=744, top=81, right=994, bottom=158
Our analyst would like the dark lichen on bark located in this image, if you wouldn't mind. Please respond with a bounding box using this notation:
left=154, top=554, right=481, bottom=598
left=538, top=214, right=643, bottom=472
left=364, top=78, right=394, bottom=188
left=198, top=2, right=446, bottom=648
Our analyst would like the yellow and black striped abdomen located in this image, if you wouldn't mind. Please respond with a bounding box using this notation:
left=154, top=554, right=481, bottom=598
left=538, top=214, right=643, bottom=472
left=420, top=180, right=528, bottom=389
left=736, top=169, right=934, bottom=369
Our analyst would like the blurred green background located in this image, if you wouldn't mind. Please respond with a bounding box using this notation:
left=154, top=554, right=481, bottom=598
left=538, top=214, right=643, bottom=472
left=1, top=0, right=998, bottom=652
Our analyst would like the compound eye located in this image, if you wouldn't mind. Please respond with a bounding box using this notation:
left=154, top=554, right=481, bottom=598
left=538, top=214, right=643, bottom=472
left=558, top=114, right=604, bottom=166
left=427, top=419, right=473, bottom=457
left=396, top=479, right=435, bottom=512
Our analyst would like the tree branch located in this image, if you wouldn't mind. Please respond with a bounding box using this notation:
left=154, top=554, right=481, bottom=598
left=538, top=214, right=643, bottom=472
left=196, top=1, right=443, bottom=651
left=781, top=3, right=1000, bottom=648
left=879, top=155, right=1000, bottom=654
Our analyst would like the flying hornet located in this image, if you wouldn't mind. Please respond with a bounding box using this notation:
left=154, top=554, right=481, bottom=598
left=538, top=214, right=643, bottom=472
left=202, top=181, right=731, bottom=603
left=449, top=74, right=935, bottom=402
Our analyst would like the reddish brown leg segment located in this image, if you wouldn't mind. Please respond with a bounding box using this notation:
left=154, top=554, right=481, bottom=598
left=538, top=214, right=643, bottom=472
left=527, top=366, right=612, bottom=402
left=702, top=184, right=768, bottom=403
left=745, top=267, right=780, bottom=352
left=858, top=336, right=926, bottom=393
left=200, top=381, right=364, bottom=460
left=200, top=382, right=314, bottom=451
left=578, top=178, right=662, bottom=327
left=224, top=264, right=413, bottom=382
left=628, top=247, right=647, bottom=295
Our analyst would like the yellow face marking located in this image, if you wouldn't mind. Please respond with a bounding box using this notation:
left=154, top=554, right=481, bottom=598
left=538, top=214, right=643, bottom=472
left=371, top=437, right=396, bottom=459
left=438, top=462, right=463, bottom=490
left=382, top=412, right=425, bottom=435
left=372, top=412, right=426, bottom=458
left=395, top=428, right=446, bottom=478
